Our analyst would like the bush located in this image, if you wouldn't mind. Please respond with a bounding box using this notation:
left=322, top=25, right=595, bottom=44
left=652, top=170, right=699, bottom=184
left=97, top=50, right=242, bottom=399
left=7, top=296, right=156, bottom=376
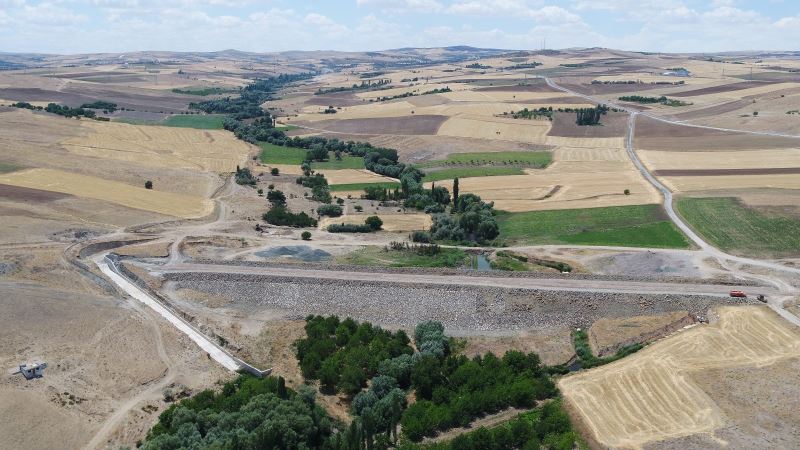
left=354, top=205, right=364, bottom=212
left=365, top=215, right=383, bottom=231
left=144, top=180, right=153, bottom=189
left=271, top=167, right=280, bottom=175
left=267, top=189, right=287, bottom=206
left=410, top=231, right=431, bottom=243
left=263, top=206, right=318, bottom=227
left=317, top=204, right=343, bottom=217
left=327, top=223, right=373, bottom=233
left=301, top=231, right=312, bottom=241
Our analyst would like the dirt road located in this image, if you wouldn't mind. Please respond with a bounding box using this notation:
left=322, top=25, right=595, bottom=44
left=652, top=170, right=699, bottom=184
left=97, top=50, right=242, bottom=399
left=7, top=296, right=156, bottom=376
left=155, top=262, right=772, bottom=298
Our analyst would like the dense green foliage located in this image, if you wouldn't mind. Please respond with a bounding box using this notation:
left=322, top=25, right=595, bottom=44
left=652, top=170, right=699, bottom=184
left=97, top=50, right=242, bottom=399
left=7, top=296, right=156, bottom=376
left=676, top=197, right=800, bottom=257
left=573, top=329, right=643, bottom=369
left=401, top=351, right=557, bottom=442
left=401, top=401, right=578, bottom=450
left=329, top=182, right=400, bottom=192
left=297, top=173, right=332, bottom=203
left=375, top=87, right=451, bottom=102
left=316, top=79, right=390, bottom=95
left=142, top=375, right=333, bottom=450
left=263, top=206, right=318, bottom=227
left=496, top=205, right=690, bottom=248
left=492, top=251, right=572, bottom=273
left=327, top=216, right=383, bottom=233
left=296, top=316, right=414, bottom=396
left=618, top=95, right=690, bottom=107
left=172, top=87, right=235, bottom=96
left=191, top=73, right=314, bottom=119
left=430, top=193, right=499, bottom=243
left=234, top=166, right=257, bottom=185
left=575, top=105, right=608, bottom=126
left=80, top=100, right=117, bottom=112
left=505, top=107, right=553, bottom=120
left=317, top=204, right=343, bottom=217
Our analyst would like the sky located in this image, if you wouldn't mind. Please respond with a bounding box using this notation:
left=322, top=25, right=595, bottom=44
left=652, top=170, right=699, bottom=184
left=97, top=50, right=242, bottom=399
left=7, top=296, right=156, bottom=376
left=0, top=0, right=799, bottom=54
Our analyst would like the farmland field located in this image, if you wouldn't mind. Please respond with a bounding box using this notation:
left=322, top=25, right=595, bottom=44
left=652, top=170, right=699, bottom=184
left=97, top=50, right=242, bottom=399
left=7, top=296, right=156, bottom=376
left=416, top=151, right=552, bottom=168
left=318, top=213, right=431, bottom=232
left=560, top=306, right=800, bottom=449
left=496, top=205, right=690, bottom=248
left=329, top=181, right=400, bottom=192
left=259, top=142, right=307, bottom=165
left=676, top=197, right=800, bottom=257
left=161, top=114, right=226, bottom=129
left=423, top=166, right=525, bottom=182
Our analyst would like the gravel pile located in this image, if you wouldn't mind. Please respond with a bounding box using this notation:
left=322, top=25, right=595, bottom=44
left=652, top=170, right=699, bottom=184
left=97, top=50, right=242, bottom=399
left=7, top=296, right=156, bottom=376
left=165, top=273, right=752, bottom=333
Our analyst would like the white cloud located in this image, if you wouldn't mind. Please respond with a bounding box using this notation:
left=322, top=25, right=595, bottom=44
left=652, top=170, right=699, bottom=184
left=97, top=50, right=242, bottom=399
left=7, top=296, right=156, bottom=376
left=356, top=0, right=443, bottom=13
left=21, top=3, right=88, bottom=24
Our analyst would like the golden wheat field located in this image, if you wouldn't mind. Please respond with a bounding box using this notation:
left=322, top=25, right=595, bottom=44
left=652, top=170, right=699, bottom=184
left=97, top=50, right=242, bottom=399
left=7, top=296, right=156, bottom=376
left=560, top=306, right=800, bottom=449
left=61, top=121, right=253, bottom=172
left=660, top=174, right=800, bottom=192
left=639, top=148, right=800, bottom=170
left=0, top=168, right=213, bottom=218
left=436, top=116, right=551, bottom=143
left=317, top=169, right=398, bottom=185
left=318, top=213, right=431, bottom=232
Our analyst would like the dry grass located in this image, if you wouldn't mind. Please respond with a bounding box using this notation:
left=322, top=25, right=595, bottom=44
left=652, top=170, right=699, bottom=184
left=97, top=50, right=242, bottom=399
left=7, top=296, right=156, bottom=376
left=319, top=213, right=431, bottom=232
left=639, top=148, right=800, bottom=171
left=588, top=311, right=692, bottom=356
left=660, top=174, right=800, bottom=192
left=546, top=136, right=625, bottom=148
left=62, top=120, right=253, bottom=172
left=437, top=116, right=550, bottom=143
left=560, top=306, right=800, bottom=449
left=0, top=168, right=213, bottom=218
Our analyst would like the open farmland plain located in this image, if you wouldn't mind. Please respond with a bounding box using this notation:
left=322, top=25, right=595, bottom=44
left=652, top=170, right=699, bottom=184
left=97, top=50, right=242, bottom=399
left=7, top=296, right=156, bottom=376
left=2, top=47, right=800, bottom=450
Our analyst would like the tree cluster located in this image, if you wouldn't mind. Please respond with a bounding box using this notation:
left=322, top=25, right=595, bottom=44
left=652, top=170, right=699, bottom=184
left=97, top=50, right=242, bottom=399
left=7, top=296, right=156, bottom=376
left=315, top=79, right=390, bottom=95
left=327, top=216, right=383, bottom=233
left=80, top=100, right=117, bottom=113
left=575, top=105, right=608, bottom=126
left=263, top=205, right=318, bottom=227
left=191, top=73, right=314, bottom=119
left=296, top=315, right=414, bottom=397
left=430, top=193, right=499, bottom=243
left=235, top=166, right=257, bottom=186
left=297, top=173, right=332, bottom=203
left=141, top=375, right=333, bottom=450
left=505, top=107, right=553, bottom=120
left=317, top=204, right=343, bottom=217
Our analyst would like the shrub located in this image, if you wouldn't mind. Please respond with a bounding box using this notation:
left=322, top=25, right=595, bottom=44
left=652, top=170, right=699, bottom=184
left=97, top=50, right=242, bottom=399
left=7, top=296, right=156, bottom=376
left=354, top=205, right=364, bottom=212
left=267, top=189, right=287, bottom=206
left=317, top=204, right=343, bottom=217
left=301, top=231, right=312, bottom=241
left=410, top=231, right=431, bottom=243
left=365, top=215, right=383, bottom=231
left=144, top=180, right=153, bottom=189
left=271, top=167, right=280, bottom=175
left=624, top=188, right=630, bottom=195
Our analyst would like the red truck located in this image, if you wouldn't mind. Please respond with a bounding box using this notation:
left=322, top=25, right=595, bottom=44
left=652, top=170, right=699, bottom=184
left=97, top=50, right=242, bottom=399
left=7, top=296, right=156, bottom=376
left=729, top=290, right=747, bottom=298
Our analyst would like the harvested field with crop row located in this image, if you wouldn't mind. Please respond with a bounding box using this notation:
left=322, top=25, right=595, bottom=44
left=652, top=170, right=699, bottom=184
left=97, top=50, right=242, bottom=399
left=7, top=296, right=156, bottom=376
left=0, top=168, right=213, bottom=218
left=560, top=306, right=800, bottom=449
left=318, top=213, right=431, bottom=232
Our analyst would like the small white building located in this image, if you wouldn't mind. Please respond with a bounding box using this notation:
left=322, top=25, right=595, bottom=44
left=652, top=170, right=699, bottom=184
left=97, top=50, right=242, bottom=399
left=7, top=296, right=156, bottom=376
left=18, top=362, right=47, bottom=380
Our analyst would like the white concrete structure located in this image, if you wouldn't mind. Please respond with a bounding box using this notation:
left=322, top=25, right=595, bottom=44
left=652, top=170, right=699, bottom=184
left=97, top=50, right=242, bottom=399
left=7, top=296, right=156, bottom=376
left=18, top=362, right=47, bottom=379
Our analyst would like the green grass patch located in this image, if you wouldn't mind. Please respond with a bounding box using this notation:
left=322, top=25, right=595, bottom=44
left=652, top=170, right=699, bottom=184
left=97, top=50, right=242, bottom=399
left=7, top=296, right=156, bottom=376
left=160, top=114, right=225, bottom=129
left=337, top=246, right=468, bottom=268
left=423, top=166, right=525, bottom=182
left=312, top=155, right=364, bottom=170
left=676, top=197, right=800, bottom=257
left=417, top=151, right=552, bottom=169
left=329, top=181, right=400, bottom=192
left=0, top=162, right=20, bottom=174
left=259, top=142, right=308, bottom=165
left=273, top=124, right=300, bottom=132
left=496, top=204, right=690, bottom=248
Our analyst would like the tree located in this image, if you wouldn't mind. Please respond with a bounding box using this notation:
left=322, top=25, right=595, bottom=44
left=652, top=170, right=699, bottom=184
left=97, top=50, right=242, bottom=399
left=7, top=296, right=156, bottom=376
left=452, top=177, right=459, bottom=206
left=365, top=216, right=383, bottom=231
left=301, top=231, right=312, bottom=241
left=267, top=189, right=287, bottom=206
left=271, top=167, right=280, bottom=175
left=144, top=180, right=153, bottom=189
left=340, top=365, right=367, bottom=396
left=624, top=188, right=631, bottom=195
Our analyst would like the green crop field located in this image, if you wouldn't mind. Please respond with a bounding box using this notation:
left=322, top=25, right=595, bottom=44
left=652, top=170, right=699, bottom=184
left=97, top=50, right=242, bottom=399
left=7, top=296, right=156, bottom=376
left=161, top=114, right=226, bottom=129
left=416, top=151, right=552, bottom=169
left=273, top=125, right=300, bottom=132
left=496, top=204, right=690, bottom=248
left=423, top=167, right=525, bottom=182
left=313, top=155, right=364, bottom=170
left=259, top=142, right=307, bottom=164
left=329, top=182, right=400, bottom=192
left=677, top=197, right=800, bottom=257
